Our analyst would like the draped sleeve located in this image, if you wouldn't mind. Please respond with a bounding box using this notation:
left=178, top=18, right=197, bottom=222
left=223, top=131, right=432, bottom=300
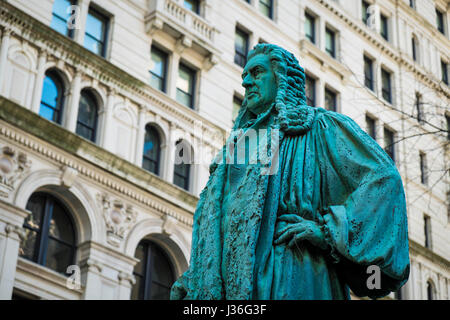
left=314, top=110, right=410, bottom=298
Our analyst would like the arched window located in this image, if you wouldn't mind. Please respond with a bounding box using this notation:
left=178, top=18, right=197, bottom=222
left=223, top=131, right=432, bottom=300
left=19, top=193, right=77, bottom=275
left=76, top=90, right=99, bottom=142
left=142, top=125, right=161, bottom=175
left=131, top=240, right=175, bottom=300
left=173, top=140, right=192, bottom=191
left=39, top=71, right=65, bottom=124
left=427, top=280, right=435, bottom=300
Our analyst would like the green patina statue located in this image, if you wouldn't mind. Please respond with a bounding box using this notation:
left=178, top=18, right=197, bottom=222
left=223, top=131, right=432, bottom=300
left=170, top=44, right=410, bottom=300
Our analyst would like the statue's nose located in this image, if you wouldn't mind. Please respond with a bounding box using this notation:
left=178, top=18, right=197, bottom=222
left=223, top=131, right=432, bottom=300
left=242, top=74, right=253, bottom=89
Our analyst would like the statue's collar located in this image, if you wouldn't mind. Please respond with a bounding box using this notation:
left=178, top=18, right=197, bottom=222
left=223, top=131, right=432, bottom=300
left=238, top=103, right=316, bottom=136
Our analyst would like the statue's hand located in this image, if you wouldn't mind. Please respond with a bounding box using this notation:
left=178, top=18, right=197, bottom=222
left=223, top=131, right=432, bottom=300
left=274, top=214, right=328, bottom=250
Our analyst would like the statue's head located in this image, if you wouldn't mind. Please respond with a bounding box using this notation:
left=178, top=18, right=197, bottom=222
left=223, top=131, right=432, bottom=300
left=235, top=44, right=309, bottom=132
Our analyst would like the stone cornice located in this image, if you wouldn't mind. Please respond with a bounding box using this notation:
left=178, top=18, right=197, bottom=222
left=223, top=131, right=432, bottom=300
left=409, top=239, right=450, bottom=271
left=0, top=1, right=226, bottom=140
left=394, top=0, right=450, bottom=49
left=299, top=39, right=352, bottom=82
left=0, top=96, right=196, bottom=227
left=317, top=0, right=450, bottom=99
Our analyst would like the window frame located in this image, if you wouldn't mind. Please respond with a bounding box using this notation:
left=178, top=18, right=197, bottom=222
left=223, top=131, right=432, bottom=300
left=51, top=0, right=77, bottom=38
left=381, top=67, right=392, bottom=104
left=234, top=27, right=250, bottom=68
left=39, top=70, right=65, bottom=125
left=441, top=60, right=448, bottom=85
left=149, top=45, right=168, bottom=93
left=364, top=55, right=374, bottom=91
left=424, top=215, right=432, bottom=249
left=361, top=0, right=371, bottom=26
left=380, top=13, right=389, bottom=41
left=84, top=6, right=109, bottom=58
left=142, top=125, right=162, bottom=176
left=183, top=0, right=200, bottom=15
left=259, top=0, right=273, bottom=19
left=411, top=35, right=419, bottom=62
left=366, top=115, right=376, bottom=140
left=21, top=192, right=77, bottom=275
left=419, top=152, right=428, bottom=185
left=304, top=12, right=316, bottom=44
left=383, top=126, right=395, bottom=162
left=305, top=74, right=316, bottom=107
left=173, top=140, right=193, bottom=191
left=324, top=86, right=338, bottom=112
left=176, top=62, right=196, bottom=109
left=325, top=27, right=336, bottom=58
left=436, top=8, right=445, bottom=35
left=76, top=90, right=99, bottom=143
left=132, top=240, right=175, bottom=300
left=232, top=95, right=243, bottom=124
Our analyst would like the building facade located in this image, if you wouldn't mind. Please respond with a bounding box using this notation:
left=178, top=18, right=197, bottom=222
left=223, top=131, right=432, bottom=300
left=0, top=0, right=448, bottom=300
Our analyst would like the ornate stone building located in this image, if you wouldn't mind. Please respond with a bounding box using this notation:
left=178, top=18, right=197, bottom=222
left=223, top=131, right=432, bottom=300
left=0, top=0, right=448, bottom=300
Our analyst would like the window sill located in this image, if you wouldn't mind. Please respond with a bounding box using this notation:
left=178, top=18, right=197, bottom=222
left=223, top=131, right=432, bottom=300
left=14, top=257, right=83, bottom=300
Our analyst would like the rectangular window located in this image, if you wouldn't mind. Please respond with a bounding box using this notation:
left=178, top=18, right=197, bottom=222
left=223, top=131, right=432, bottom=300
left=176, top=63, right=196, bottom=109
left=184, top=0, right=200, bottom=14
left=424, top=215, right=432, bottom=249
left=380, top=14, right=389, bottom=41
left=305, top=75, right=316, bottom=106
left=84, top=7, right=109, bottom=57
left=415, top=92, right=423, bottom=123
left=364, top=55, right=374, bottom=91
left=149, top=46, right=168, bottom=92
left=325, top=27, right=336, bottom=58
left=442, top=60, right=448, bottom=85
left=447, top=115, right=450, bottom=140
left=366, top=115, right=376, bottom=140
left=305, top=13, right=316, bottom=44
left=324, top=87, right=337, bottom=112
left=381, top=68, right=392, bottom=103
left=384, top=127, right=395, bottom=162
left=259, top=0, right=273, bottom=19
left=436, top=9, right=445, bottom=35
left=51, top=0, right=76, bottom=38
left=235, top=28, right=249, bottom=68
left=412, top=36, right=418, bottom=62
left=420, top=152, right=428, bottom=185
left=409, top=0, right=415, bottom=9
left=232, top=96, right=243, bottom=124
left=362, top=0, right=370, bottom=26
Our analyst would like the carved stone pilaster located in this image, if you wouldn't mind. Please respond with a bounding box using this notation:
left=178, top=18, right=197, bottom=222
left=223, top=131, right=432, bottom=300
left=0, top=145, right=31, bottom=198
left=5, top=223, right=26, bottom=240
left=97, top=193, right=137, bottom=247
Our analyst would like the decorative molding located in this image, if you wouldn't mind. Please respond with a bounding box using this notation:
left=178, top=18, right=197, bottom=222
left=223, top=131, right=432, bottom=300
left=5, top=223, right=26, bottom=239
left=0, top=145, right=31, bottom=198
left=0, top=100, right=195, bottom=228
left=97, top=193, right=138, bottom=247
left=60, top=165, right=78, bottom=188
left=118, top=271, right=136, bottom=286
left=0, top=2, right=226, bottom=144
left=80, top=258, right=103, bottom=273
left=317, top=0, right=450, bottom=99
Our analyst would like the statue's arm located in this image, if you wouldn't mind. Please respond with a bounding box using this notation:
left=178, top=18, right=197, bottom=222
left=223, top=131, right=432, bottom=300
left=314, top=111, right=410, bottom=298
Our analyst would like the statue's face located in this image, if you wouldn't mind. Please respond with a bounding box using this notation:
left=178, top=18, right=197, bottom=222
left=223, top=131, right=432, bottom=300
left=242, top=54, right=278, bottom=116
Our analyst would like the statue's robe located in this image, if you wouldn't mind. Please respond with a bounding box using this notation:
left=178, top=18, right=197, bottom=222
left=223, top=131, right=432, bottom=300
left=171, top=105, right=410, bottom=300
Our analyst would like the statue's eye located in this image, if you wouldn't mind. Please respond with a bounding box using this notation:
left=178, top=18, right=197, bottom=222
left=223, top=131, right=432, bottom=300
left=253, top=67, right=263, bottom=77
